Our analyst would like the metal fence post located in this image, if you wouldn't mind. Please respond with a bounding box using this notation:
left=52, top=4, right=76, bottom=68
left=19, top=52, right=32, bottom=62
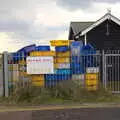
left=102, top=50, right=105, bottom=88
left=3, top=52, right=9, bottom=97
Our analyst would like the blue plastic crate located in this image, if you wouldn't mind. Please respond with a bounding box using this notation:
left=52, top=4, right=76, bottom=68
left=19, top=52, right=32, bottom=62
left=71, top=62, right=84, bottom=68
left=12, top=52, right=27, bottom=61
left=45, top=74, right=71, bottom=81
left=71, top=64, right=85, bottom=74
left=71, top=41, right=83, bottom=46
left=71, top=56, right=83, bottom=63
left=17, top=44, right=36, bottom=53
left=12, top=53, right=20, bottom=61
left=35, top=46, right=50, bottom=51
left=71, top=41, right=83, bottom=56
left=81, top=43, right=96, bottom=55
left=55, top=46, right=70, bottom=52
left=71, top=67, right=85, bottom=74
left=55, top=69, right=71, bottom=74
left=82, top=55, right=98, bottom=67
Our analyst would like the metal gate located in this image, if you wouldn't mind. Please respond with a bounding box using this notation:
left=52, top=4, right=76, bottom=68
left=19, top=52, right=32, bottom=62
left=103, top=50, right=120, bottom=93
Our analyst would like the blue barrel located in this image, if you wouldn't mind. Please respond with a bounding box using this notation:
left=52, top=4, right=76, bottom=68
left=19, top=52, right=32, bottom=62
left=55, top=46, right=70, bottom=52
left=35, top=46, right=50, bottom=51
left=55, top=69, right=71, bottom=74
left=71, top=41, right=83, bottom=56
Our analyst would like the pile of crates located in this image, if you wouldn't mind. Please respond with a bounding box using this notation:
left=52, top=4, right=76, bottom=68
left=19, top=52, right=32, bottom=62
left=45, top=40, right=72, bottom=87
left=70, top=41, right=85, bottom=86
left=10, top=40, right=100, bottom=91
left=85, top=67, right=99, bottom=91
left=71, top=41, right=84, bottom=74
left=10, top=45, right=36, bottom=87
left=29, top=45, right=56, bottom=87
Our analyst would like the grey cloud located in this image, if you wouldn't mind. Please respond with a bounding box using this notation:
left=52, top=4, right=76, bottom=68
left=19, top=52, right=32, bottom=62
left=56, top=0, right=119, bottom=11
left=94, top=0, right=118, bottom=3
left=6, top=23, right=67, bottom=44
left=56, top=0, right=92, bottom=10
left=0, top=0, right=60, bottom=46
left=0, top=19, right=31, bottom=32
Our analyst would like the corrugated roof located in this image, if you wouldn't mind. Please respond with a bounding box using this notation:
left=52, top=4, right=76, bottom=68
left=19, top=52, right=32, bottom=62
left=70, top=22, right=94, bottom=36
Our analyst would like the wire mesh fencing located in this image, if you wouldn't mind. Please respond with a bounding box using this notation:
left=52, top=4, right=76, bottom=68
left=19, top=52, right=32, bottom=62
left=6, top=51, right=102, bottom=95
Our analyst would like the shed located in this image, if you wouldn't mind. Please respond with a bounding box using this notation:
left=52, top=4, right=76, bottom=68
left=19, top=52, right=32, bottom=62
left=69, top=12, right=120, bottom=50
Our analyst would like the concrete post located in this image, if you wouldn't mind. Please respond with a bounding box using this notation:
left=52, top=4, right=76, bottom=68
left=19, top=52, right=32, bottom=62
left=3, top=52, right=9, bottom=97
left=0, top=54, right=4, bottom=97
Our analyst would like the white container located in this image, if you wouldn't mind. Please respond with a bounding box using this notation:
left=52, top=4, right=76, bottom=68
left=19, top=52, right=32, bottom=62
left=56, top=63, right=70, bottom=69
left=86, top=67, right=99, bottom=73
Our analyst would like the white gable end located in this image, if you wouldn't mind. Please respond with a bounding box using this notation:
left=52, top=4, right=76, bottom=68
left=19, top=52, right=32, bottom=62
left=80, top=13, right=120, bottom=36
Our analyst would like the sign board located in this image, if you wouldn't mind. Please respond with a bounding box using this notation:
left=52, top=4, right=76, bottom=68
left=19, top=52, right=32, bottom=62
left=86, top=67, right=99, bottom=73
left=27, top=56, right=54, bottom=74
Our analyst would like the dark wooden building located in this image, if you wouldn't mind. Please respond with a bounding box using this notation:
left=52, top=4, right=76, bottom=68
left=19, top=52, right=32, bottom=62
left=69, top=12, right=120, bottom=50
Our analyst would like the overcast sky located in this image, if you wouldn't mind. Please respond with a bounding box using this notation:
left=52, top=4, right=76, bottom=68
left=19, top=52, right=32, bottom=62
left=0, top=0, right=120, bottom=52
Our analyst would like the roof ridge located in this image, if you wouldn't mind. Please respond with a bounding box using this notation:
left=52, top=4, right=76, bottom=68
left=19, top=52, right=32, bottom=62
left=71, top=21, right=94, bottom=23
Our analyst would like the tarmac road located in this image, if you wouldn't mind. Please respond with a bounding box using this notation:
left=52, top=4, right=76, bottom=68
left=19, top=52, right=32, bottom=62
left=1, top=107, right=120, bottom=120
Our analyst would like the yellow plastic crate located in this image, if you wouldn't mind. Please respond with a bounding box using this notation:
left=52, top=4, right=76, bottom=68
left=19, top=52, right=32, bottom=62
left=85, top=73, right=99, bottom=80
left=30, top=51, right=56, bottom=56
left=19, top=60, right=26, bottom=65
left=56, top=51, right=70, bottom=57
left=86, top=79, right=98, bottom=86
left=54, top=63, right=57, bottom=69
left=86, top=85, right=98, bottom=91
left=8, top=65, right=13, bottom=71
left=32, top=80, right=44, bottom=87
left=50, top=40, right=70, bottom=46
left=55, top=57, right=70, bottom=63
left=31, top=75, right=44, bottom=81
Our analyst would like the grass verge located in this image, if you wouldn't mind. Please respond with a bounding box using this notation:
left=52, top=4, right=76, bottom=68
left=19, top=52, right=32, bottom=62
left=1, top=80, right=120, bottom=105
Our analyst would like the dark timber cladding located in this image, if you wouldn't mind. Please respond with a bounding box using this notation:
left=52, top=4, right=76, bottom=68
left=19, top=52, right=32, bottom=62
left=69, top=13, right=120, bottom=50
left=87, top=20, right=120, bottom=50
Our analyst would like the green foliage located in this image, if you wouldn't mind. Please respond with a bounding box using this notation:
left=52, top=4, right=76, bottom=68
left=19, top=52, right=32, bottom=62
left=2, top=80, right=120, bottom=104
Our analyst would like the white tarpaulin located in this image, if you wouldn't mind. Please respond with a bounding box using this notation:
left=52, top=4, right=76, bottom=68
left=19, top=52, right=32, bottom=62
left=27, top=56, right=54, bottom=74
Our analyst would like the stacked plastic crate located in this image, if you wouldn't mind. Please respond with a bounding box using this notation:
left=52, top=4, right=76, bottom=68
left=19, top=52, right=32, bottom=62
left=18, top=44, right=36, bottom=83
left=70, top=41, right=84, bottom=86
left=81, top=44, right=99, bottom=91
left=30, top=46, right=56, bottom=87
left=85, top=67, right=99, bottom=91
left=45, top=40, right=72, bottom=87
left=8, top=53, right=18, bottom=88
